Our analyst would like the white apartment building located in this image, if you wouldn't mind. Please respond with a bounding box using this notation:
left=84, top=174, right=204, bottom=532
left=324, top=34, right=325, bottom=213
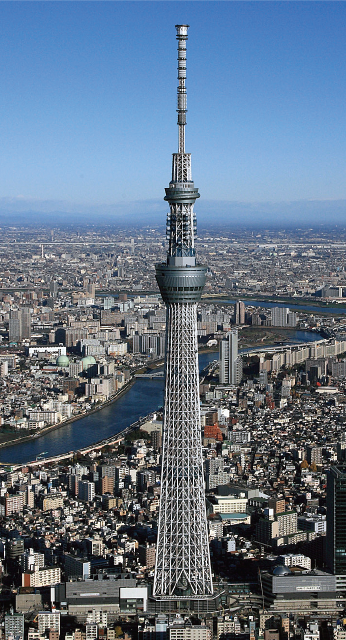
left=168, top=622, right=211, bottom=640
left=107, top=342, right=127, bottom=356
left=23, top=567, right=61, bottom=588
left=42, top=495, right=64, bottom=511
left=277, top=511, right=297, bottom=537
left=85, top=625, right=97, bottom=640
left=278, top=554, right=311, bottom=570
left=207, top=495, right=248, bottom=514
left=37, top=611, right=60, bottom=636
left=28, top=411, right=62, bottom=425
left=20, top=549, right=45, bottom=572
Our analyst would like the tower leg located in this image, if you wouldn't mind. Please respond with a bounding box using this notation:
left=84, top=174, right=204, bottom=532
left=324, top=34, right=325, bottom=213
left=153, top=303, right=213, bottom=598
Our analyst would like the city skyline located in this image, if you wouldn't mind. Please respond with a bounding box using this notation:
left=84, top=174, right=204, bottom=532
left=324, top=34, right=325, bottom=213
left=1, top=1, right=346, bottom=227
left=0, top=219, right=345, bottom=624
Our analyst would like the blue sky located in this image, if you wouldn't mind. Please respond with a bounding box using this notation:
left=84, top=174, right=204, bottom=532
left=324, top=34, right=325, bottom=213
left=0, top=1, right=346, bottom=226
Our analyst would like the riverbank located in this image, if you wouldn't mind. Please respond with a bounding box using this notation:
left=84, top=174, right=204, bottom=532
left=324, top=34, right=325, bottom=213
left=0, top=352, right=219, bottom=465
left=0, top=332, right=317, bottom=450
left=202, top=294, right=346, bottom=312
left=0, top=332, right=323, bottom=466
left=97, top=289, right=346, bottom=311
left=0, top=377, right=136, bottom=451
left=0, top=348, right=218, bottom=452
left=237, top=326, right=322, bottom=350
left=0, top=412, right=154, bottom=471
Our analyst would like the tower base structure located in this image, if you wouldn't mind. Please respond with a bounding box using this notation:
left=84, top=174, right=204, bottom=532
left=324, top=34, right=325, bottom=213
left=149, top=593, right=221, bottom=615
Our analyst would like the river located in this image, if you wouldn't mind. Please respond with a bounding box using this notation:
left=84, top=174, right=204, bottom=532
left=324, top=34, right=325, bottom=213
left=223, top=299, right=346, bottom=314
left=1, top=352, right=215, bottom=465
left=1, top=331, right=321, bottom=465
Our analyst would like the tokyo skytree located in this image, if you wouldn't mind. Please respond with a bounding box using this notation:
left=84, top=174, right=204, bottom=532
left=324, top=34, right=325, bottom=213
left=153, top=25, right=214, bottom=605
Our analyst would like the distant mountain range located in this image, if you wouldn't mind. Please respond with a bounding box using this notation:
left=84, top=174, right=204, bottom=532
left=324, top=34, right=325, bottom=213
left=0, top=197, right=345, bottom=228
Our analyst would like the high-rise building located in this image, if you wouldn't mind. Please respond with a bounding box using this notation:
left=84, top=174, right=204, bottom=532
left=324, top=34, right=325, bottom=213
left=103, top=296, right=114, bottom=310
left=326, top=466, right=346, bottom=589
left=100, top=475, right=114, bottom=495
left=139, top=543, right=156, bottom=569
left=9, top=308, right=31, bottom=342
left=37, top=612, right=60, bottom=636
left=20, top=307, right=31, bottom=339
left=153, top=25, right=214, bottom=608
left=133, top=332, right=165, bottom=358
left=151, top=430, right=162, bottom=452
left=50, top=280, right=58, bottom=298
left=219, top=330, right=242, bottom=385
left=306, top=446, right=322, bottom=466
left=271, top=307, right=297, bottom=328
left=9, top=310, right=20, bottom=342
left=78, top=481, right=95, bottom=502
left=234, top=301, right=245, bottom=325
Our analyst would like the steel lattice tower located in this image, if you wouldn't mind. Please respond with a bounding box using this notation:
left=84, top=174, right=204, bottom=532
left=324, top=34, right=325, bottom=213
left=153, top=25, right=214, bottom=604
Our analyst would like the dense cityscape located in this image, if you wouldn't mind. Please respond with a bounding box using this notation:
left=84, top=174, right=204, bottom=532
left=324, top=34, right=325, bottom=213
left=0, top=222, right=345, bottom=638
left=1, top=1, right=346, bottom=639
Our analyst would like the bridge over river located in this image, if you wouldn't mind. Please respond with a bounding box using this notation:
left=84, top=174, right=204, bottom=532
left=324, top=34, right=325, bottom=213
left=135, top=372, right=164, bottom=378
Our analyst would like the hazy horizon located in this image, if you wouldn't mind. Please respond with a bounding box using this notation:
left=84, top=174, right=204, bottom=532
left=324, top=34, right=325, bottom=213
left=0, top=195, right=346, bottom=229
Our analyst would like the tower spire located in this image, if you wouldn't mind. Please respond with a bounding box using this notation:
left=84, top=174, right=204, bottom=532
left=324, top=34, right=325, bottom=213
left=176, top=24, right=188, bottom=154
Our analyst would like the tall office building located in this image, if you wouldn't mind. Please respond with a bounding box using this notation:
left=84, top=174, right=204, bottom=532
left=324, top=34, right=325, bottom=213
left=78, top=480, right=95, bottom=503
left=20, top=307, right=31, bottom=339
left=8, top=310, right=20, bottom=343
left=49, top=280, right=58, bottom=298
left=153, top=25, right=214, bottom=607
left=234, top=301, right=245, bottom=325
left=326, top=466, right=346, bottom=589
left=9, top=308, right=31, bottom=342
left=219, top=330, right=242, bottom=385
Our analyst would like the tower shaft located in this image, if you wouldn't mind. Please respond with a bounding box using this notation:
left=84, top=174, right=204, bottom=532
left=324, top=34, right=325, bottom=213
left=153, top=25, right=213, bottom=602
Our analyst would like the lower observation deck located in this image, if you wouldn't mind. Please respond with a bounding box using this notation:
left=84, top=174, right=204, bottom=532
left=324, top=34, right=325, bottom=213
left=155, top=263, right=207, bottom=303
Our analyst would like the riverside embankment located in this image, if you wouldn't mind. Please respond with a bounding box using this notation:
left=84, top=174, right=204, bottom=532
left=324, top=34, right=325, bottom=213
left=0, top=331, right=322, bottom=465
left=0, top=377, right=136, bottom=451
left=0, top=352, right=218, bottom=465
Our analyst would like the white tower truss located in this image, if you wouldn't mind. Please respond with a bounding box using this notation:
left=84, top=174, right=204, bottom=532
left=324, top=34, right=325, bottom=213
left=153, top=25, right=214, bottom=605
